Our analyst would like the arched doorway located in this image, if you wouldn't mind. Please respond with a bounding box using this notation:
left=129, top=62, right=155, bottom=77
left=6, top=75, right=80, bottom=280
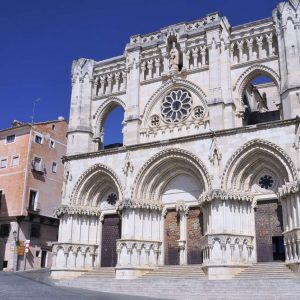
left=161, top=174, right=203, bottom=265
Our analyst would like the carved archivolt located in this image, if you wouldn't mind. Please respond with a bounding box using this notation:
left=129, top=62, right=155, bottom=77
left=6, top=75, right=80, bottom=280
left=70, top=163, right=124, bottom=206
left=233, top=64, right=280, bottom=107
left=222, top=139, right=296, bottom=191
left=93, top=96, right=126, bottom=136
left=132, top=148, right=211, bottom=203
left=141, top=78, right=207, bottom=127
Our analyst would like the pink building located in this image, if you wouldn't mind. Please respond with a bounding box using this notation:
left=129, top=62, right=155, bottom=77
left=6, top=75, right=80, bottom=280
left=0, top=118, right=67, bottom=270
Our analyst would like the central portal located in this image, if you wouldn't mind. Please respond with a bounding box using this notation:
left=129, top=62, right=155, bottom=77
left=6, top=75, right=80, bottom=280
left=101, top=214, right=121, bottom=267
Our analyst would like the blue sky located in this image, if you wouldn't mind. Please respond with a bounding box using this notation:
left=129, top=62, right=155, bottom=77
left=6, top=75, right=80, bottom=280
left=0, top=0, right=279, bottom=144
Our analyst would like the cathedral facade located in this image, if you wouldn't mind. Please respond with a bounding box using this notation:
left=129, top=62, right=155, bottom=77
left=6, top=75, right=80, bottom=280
left=52, top=0, right=300, bottom=280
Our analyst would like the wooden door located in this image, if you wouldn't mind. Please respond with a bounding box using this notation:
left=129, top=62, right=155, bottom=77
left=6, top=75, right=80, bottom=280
left=101, top=215, right=121, bottom=267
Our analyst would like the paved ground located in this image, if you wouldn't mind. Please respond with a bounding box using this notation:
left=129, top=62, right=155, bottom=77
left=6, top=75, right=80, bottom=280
left=0, top=271, right=160, bottom=300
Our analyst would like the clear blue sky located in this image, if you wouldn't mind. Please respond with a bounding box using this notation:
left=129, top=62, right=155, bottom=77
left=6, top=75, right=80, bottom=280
left=0, top=0, right=279, bottom=144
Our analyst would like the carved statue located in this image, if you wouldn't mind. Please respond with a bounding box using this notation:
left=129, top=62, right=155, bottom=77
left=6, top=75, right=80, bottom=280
left=169, top=42, right=179, bottom=71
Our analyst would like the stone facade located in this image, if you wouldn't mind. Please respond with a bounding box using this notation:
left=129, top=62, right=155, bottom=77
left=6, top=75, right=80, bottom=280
left=51, top=0, right=300, bottom=279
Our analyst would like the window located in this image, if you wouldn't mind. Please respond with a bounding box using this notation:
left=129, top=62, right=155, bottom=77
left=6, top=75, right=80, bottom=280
left=12, top=156, right=19, bottom=167
left=52, top=124, right=55, bottom=130
left=32, top=157, right=42, bottom=171
left=0, top=191, right=2, bottom=210
left=0, top=224, right=10, bottom=237
left=30, top=224, right=40, bottom=238
left=0, top=159, right=7, bottom=169
left=6, top=135, right=15, bottom=144
left=28, top=190, right=38, bottom=211
left=35, top=135, right=43, bottom=144
left=52, top=162, right=57, bottom=173
left=49, top=140, right=55, bottom=148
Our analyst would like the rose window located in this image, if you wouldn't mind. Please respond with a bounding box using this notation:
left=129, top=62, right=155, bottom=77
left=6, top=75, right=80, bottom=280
left=161, top=90, right=192, bottom=123
left=259, top=175, right=274, bottom=189
left=107, top=193, right=117, bottom=205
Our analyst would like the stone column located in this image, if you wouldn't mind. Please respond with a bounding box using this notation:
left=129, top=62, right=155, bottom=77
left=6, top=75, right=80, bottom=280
left=177, top=208, right=188, bottom=265
left=278, top=181, right=300, bottom=272
left=199, top=190, right=254, bottom=279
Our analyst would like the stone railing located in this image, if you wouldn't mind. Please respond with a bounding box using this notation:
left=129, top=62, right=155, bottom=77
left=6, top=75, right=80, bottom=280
left=200, top=234, right=254, bottom=266
left=116, top=239, right=162, bottom=267
left=230, top=32, right=278, bottom=65
left=52, top=242, right=98, bottom=269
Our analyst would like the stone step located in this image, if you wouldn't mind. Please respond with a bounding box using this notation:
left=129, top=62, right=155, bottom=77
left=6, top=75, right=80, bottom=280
left=140, top=265, right=206, bottom=279
left=81, top=267, right=115, bottom=278
left=234, top=263, right=296, bottom=279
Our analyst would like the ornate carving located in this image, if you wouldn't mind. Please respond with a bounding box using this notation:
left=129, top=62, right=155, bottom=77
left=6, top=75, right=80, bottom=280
left=116, top=199, right=162, bottom=212
left=209, top=137, right=222, bottom=165
left=55, top=205, right=102, bottom=217
left=122, top=151, right=134, bottom=176
left=199, top=189, right=254, bottom=205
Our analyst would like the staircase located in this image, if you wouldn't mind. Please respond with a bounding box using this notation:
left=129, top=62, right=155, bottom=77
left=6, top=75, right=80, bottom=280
left=80, top=267, right=115, bottom=278
left=234, top=262, right=296, bottom=279
left=140, top=264, right=206, bottom=279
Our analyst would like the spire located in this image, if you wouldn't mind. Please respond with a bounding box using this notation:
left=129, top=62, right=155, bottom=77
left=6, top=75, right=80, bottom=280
left=289, top=0, right=300, bottom=10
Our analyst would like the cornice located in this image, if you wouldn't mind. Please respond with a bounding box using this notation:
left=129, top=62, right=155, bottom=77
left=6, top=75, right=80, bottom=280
left=63, top=118, right=300, bottom=162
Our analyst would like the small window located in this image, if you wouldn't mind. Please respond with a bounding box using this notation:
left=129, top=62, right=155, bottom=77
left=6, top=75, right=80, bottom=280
left=49, top=140, right=55, bottom=148
left=2, top=261, right=8, bottom=268
left=52, top=124, right=55, bottom=130
left=30, top=224, right=40, bottom=238
left=0, top=224, right=10, bottom=237
left=52, top=162, right=57, bottom=173
left=6, top=135, right=15, bottom=144
left=28, top=190, right=37, bottom=211
left=35, top=135, right=43, bottom=144
left=0, top=159, right=7, bottom=169
left=12, top=156, right=19, bottom=167
left=32, top=157, right=41, bottom=171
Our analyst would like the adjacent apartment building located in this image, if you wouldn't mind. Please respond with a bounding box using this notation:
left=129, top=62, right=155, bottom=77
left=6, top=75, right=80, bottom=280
left=0, top=118, right=67, bottom=271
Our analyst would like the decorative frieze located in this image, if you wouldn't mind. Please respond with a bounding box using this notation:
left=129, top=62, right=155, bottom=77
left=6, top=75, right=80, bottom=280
left=199, top=189, right=254, bottom=205
left=55, top=205, right=102, bottom=217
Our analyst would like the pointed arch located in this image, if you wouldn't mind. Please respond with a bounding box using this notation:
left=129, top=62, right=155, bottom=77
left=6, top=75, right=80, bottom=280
left=93, top=97, right=126, bottom=137
left=233, top=64, right=280, bottom=106
left=132, top=148, right=211, bottom=203
left=70, top=163, right=124, bottom=206
left=221, top=139, right=296, bottom=192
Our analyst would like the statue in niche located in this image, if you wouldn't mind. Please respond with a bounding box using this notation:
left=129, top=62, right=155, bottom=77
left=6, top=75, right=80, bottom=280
left=169, top=42, right=179, bottom=71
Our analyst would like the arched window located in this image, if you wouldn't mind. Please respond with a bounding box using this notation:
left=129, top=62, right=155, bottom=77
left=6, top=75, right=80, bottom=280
left=99, top=106, right=124, bottom=150
left=242, top=75, right=280, bottom=126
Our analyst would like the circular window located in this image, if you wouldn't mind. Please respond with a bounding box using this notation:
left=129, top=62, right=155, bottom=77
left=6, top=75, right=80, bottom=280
left=107, top=193, right=117, bottom=205
left=150, top=115, right=160, bottom=127
left=161, top=90, right=192, bottom=123
left=193, top=106, right=205, bottom=119
left=258, top=175, right=274, bottom=189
